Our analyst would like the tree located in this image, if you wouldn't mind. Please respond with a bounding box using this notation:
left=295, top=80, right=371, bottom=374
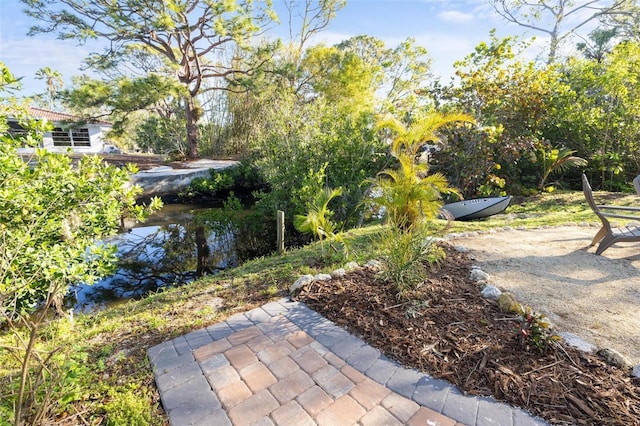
left=60, top=73, right=183, bottom=135
left=576, top=27, right=619, bottom=62
left=601, top=0, right=640, bottom=42
left=280, top=0, right=346, bottom=92
left=433, top=33, right=565, bottom=195
left=544, top=41, right=640, bottom=189
left=301, top=44, right=377, bottom=115
left=22, top=0, right=278, bottom=159
left=34, top=67, right=63, bottom=109
left=489, top=0, right=627, bottom=63
left=133, top=111, right=187, bottom=155
left=336, top=36, right=434, bottom=114
left=296, top=36, right=434, bottom=116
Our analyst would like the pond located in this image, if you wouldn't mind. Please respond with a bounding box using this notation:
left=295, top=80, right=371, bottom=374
left=67, top=203, right=267, bottom=313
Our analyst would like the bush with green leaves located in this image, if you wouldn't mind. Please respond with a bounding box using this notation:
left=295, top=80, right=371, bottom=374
left=179, top=162, right=265, bottom=202
left=0, top=62, right=161, bottom=424
left=185, top=170, right=235, bottom=195
left=249, top=95, right=387, bottom=229
left=133, top=113, right=186, bottom=155
left=1, top=146, right=160, bottom=320
left=432, top=33, right=568, bottom=196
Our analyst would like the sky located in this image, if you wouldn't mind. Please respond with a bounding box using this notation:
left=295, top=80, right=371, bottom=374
left=0, top=0, right=557, bottom=98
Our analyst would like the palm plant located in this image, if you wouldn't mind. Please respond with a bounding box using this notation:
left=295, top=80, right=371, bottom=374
left=371, top=112, right=474, bottom=229
left=538, top=146, right=588, bottom=191
left=294, top=187, right=346, bottom=254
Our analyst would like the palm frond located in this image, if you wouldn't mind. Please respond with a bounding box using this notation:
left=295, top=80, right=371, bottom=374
left=371, top=111, right=470, bottom=228
left=550, top=148, right=588, bottom=174
left=405, top=113, right=476, bottom=155
left=294, top=186, right=344, bottom=242
left=376, top=114, right=406, bottom=135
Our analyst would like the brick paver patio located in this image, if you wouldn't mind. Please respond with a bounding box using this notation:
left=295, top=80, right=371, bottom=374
left=148, top=299, right=550, bottom=426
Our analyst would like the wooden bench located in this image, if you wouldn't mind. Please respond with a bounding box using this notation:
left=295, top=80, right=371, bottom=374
left=582, top=173, right=640, bottom=255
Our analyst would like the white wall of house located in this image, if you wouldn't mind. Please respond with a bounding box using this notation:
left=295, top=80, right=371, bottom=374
left=18, top=123, right=112, bottom=154
left=48, top=124, right=108, bottom=153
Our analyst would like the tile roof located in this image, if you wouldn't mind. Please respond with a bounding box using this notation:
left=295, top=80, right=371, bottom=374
left=27, top=107, right=112, bottom=126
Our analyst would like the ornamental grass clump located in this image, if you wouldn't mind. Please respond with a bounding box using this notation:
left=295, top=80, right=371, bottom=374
left=377, top=224, right=445, bottom=295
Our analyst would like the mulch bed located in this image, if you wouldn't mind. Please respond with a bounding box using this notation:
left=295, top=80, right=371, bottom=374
left=295, top=243, right=640, bottom=425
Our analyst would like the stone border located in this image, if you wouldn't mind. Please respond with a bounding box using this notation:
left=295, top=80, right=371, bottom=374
left=446, top=228, right=640, bottom=376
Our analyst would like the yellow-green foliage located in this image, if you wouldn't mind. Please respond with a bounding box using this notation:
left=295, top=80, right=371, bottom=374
left=104, top=388, right=153, bottom=426
left=371, top=111, right=473, bottom=229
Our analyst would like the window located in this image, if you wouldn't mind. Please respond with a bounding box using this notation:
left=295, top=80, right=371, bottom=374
left=8, top=120, right=27, bottom=135
left=52, top=127, right=71, bottom=146
left=71, top=128, right=90, bottom=146
left=52, top=127, right=91, bottom=147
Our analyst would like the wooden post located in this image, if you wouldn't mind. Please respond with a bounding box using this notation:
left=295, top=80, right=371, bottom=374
left=277, top=210, right=285, bottom=254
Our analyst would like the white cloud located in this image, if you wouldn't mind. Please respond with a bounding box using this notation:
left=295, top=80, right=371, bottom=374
left=438, top=10, right=474, bottom=24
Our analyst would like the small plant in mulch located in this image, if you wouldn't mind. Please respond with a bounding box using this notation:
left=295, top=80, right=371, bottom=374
left=376, top=224, right=444, bottom=295
left=514, top=304, right=561, bottom=353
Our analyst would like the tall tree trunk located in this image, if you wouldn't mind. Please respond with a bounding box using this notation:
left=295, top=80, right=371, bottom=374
left=185, top=96, right=201, bottom=160
left=548, top=36, right=558, bottom=65
left=547, top=24, right=560, bottom=64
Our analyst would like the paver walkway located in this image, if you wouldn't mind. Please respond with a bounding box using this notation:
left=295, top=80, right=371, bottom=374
left=148, top=298, right=549, bottom=426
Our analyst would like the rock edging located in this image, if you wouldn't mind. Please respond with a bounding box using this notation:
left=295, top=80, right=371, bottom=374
left=460, top=243, right=640, bottom=377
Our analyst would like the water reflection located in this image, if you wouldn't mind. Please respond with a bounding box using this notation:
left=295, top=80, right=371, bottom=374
left=68, top=205, right=237, bottom=313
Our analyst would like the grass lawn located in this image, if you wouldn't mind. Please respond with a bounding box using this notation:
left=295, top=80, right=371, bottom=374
left=1, top=188, right=639, bottom=424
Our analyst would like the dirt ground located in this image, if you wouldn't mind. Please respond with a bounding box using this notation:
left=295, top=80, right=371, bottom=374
left=450, top=225, right=640, bottom=365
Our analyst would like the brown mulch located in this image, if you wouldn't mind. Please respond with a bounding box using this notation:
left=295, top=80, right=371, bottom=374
left=295, top=243, right=640, bottom=425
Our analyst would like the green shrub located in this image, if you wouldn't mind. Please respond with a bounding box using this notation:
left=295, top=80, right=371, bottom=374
left=0, top=63, right=161, bottom=424
left=188, top=171, right=234, bottom=194
left=104, top=389, right=152, bottom=426
left=179, top=163, right=265, bottom=200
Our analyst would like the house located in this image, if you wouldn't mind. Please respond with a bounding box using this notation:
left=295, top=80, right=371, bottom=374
left=12, top=107, right=114, bottom=154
